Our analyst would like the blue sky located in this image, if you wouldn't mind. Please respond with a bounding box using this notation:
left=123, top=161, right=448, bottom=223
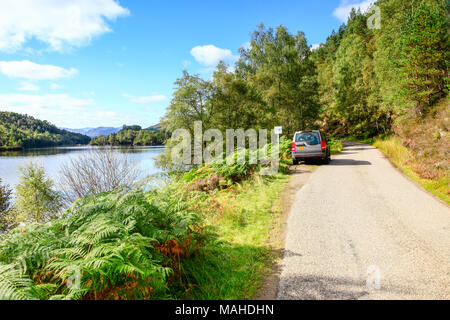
left=0, top=0, right=373, bottom=128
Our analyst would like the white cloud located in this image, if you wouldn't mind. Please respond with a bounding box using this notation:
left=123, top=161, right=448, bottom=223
left=333, top=0, right=374, bottom=22
left=0, top=60, right=78, bottom=80
left=0, top=93, right=92, bottom=110
left=311, top=44, right=321, bottom=50
left=0, top=0, right=129, bottom=52
left=190, top=45, right=238, bottom=67
left=0, top=93, right=129, bottom=127
left=122, top=94, right=168, bottom=104
left=0, top=93, right=162, bottom=128
left=18, top=82, right=40, bottom=92
left=0, top=93, right=93, bottom=126
left=50, top=83, right=63, bottom=90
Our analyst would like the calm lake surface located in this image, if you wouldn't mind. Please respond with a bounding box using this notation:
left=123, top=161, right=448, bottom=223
left=0, top=146, right=165, bottom=189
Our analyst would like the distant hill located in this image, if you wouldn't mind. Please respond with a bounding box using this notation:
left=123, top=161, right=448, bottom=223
left=89, top=124, right=169, bottom=146
left=65, top=123, right=162, bottom=137
left=145, top=123, right=162, bottom=132
left=0, top=112, right=90, bottom=149
left=63, top=127, right=121, bottom=138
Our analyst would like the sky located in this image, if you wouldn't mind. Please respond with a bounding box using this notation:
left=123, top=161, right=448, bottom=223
left=0, top=0, right=375, bottom=129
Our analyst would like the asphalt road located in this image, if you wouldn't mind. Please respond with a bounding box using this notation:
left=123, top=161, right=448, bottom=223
left=277, top=142, right=450, bottom=300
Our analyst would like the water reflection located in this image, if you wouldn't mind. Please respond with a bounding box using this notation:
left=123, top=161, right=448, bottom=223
left=0, top=146, right=165, bottom=189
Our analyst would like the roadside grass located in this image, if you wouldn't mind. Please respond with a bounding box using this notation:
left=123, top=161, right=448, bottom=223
left=329, top=139, right=344, bottom=155
left=373, top=98, right=449, bottom=204
left=374, top=137, right=449, bottom=204
left=182, top=173, right=289, bottom=299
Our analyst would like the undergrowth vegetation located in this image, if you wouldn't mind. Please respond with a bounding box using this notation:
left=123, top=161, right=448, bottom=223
left=328, top=139, right=343, bottom=155
left=182, top=173, right=288, bottom=299
left=0, top=187, right=202, bottom=300
left=375, top=140, right=449, bottom=205
left=374, top=98, right=449, bottom=204
left=183, top=139, right=292, bottom=192
left=0, top=140, right=291, bottom=300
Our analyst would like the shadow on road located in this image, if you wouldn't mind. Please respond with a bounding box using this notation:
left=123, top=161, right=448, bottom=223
left=330, top=159, right=372, bottom=166
left=345, top=146, right=376, bottom=151
left=281, top=249, right=303, bottom=258
left=278, top=274, right=412, bottom=300
left=289, top=166, right=314, bottom=175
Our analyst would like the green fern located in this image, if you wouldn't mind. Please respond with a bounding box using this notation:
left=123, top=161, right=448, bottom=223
left=0, top=264, right=35, bottom=300
left=0, top=187, right=202, bottom=300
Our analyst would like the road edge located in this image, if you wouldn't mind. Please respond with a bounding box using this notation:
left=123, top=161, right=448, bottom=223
left=255, top=164, right=316, bottom=300
left=374, top=143, right=450, bottom=208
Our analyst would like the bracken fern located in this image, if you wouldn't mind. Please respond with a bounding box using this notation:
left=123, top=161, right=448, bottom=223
left=0, top=187, right=202, bottom=300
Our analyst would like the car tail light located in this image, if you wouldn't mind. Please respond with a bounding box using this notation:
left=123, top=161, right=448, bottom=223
left=321, top=141, right=326, bottom=151
left=292, top=142, right=296, bottom=152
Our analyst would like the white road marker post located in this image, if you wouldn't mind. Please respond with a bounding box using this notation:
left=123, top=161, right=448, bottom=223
left=274, top=126, right=282, bottom=146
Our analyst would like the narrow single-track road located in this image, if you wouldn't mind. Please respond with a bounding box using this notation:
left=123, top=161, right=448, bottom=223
left=277, top=142, right=450, bottom=300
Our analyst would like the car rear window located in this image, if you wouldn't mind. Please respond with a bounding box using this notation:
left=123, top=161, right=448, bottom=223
left=295, top=132, right=320, bottom=145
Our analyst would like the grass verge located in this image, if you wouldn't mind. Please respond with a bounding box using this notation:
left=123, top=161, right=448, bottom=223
left=182, top=173, right=289, bottom=299
left=329, top=139, right=344, bottom=155
left=374, top=137, right=449, bottom=204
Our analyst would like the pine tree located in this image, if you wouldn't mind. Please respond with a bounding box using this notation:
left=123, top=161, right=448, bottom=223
left=399, top=0, right=448, bottom=115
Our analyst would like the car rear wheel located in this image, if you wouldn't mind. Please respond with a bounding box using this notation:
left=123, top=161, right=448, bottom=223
left=293, top=159, right=299, bottom=165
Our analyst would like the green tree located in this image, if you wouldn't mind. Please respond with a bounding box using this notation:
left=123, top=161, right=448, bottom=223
left=238, top=24, right=320, bottom=135
left=313, top=6, right=399, bottom=137
left=163, top=71, right=215, bottom=135
left=399, top=0, right=448, bottom=115
left=90, top=129, right=167, bottom=146
left=13, top=162, right=62, bottom=224
left=331, top=10, right=384, bottom=136
left=372, top=0, right=408, bottom=112
left=372, top=0, right=448, bottom=116
left=209, top=62, right=267, bottom=131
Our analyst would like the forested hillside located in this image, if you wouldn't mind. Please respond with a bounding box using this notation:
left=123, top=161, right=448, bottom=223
left=89, top=126, right=169, bottom=146
left=0, top=112, right=90, bottom=149
left=313, top=0, right=448, bottom=138
left=163, top=0, right=448, bottom=139
left=312, top=0, right=448, bottom=196
left=161, top=0, right=448, bottom=184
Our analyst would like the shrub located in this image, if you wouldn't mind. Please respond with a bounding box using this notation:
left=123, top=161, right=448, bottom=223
left=0, top=188, right=202, bottom=300
left=59, top=148, right=139, bottom=204
left=182, top=140, right=288, bottom=192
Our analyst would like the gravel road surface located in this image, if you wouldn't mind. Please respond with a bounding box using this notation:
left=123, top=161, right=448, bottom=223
left=277, top=142, right=450, bottom=300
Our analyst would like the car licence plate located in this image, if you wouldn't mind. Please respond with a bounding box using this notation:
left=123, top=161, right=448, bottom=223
left=298, top=146, right=304, bottom=151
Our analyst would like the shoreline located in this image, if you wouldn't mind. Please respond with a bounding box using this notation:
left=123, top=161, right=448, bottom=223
left=0, top=144, right=165, bottom=152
